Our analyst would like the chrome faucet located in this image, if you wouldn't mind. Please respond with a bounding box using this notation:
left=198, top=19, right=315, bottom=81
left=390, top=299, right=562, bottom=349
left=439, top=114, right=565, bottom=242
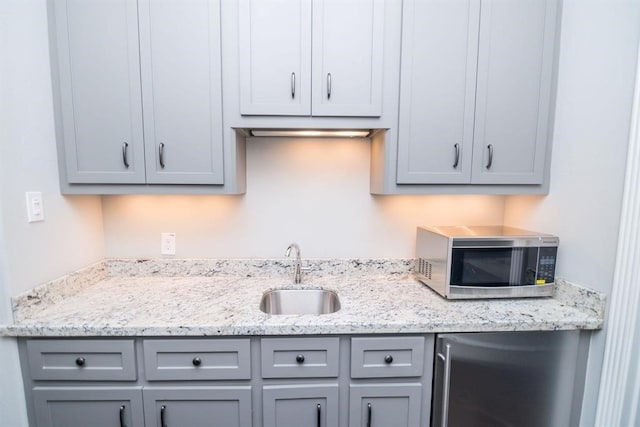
left=285, top=243, right=303, bottom=284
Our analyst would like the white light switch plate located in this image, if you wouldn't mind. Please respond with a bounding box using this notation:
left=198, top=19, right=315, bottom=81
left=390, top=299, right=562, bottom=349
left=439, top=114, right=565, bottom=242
left=161, top=232, right=176, bottom=255
left=26, top=192, right=44, bottom=222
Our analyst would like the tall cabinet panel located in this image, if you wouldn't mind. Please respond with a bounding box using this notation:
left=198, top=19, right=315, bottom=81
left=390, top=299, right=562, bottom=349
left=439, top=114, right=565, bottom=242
left=396, top=0, right=480, bottom=184
left=53, top=0, right=146, bottom=183
left=238, top=0, right=312, bottom=116
left=471, top=0, right=559, bottom=184
left=311, top=0, right=384, bottom=117
left=139, top=0, right=224, bottom=184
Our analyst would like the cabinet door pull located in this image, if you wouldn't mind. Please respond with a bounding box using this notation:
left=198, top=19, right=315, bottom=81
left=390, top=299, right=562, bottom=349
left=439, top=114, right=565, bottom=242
left=453, top=143, right=460, bottom=168
left=437, top=344, right=452, bottom=427
left=122, top=142, right=130, bottom=168
left=192, top=356, right=202, bottom=366
left=291, top=72, right=296, bottom=99
left=316, top=403, right=321, bottom=427
left=75, top=357, right=86, bottom=367
left=159, top=142, right=166, bottom=169
left=161, top=404, right=167, bottom=427
left=367, top=402, right=372, bottom=427
left=119, top=405, right=126, bottom=427
left=486, top=144, right=494, bottom=169
left=327, top=73, right=332, bottom=99
left=384, top=354, right=393, bottom=364
left=296, top=354, right=305, bottom=363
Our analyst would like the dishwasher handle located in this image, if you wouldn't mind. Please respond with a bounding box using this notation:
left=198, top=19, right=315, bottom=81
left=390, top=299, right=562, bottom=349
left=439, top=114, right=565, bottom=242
left=435, top=343, right=452, bottom=427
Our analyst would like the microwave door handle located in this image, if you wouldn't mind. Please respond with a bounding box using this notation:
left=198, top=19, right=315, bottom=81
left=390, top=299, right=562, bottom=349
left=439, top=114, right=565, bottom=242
left=436, top=343, right=452, bottom=427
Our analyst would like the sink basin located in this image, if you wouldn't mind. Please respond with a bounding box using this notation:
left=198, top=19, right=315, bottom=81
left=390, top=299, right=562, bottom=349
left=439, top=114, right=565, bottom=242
left=259, top=289, right=341, bottom=315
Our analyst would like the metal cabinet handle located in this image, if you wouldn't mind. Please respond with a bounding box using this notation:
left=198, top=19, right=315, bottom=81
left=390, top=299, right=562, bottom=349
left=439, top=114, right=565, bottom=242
left=291, top=72, right=296, bottom=99
left=316, top=403, right=321, bottom=427
left=159, top=143, right=166, bottom=169
left=192, top=356, right=202, bottom=366
left=486, top=144, right=494, bottom=169
left=75, top=357, right=85, bottom=367
left=367, top=402, right=372, bottom=427
left=453, top=143, right=460, bottom=168
left=437, top=343, right=452, bottom=427
left=160, top=405, right=167, bottom=427
left=327, top=73, right=332, bottom=99
left=296, top=354, right=305, bottom=363
left=384, top=354, right=393, bottom=364
left=122, top=142, right=130, bottom=168
left=119, top=405, right=126, bottom=427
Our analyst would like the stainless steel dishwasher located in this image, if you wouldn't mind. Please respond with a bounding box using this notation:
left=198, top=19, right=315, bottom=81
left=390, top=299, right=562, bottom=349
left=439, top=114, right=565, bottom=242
left=432, top=331, right=583, bottom=427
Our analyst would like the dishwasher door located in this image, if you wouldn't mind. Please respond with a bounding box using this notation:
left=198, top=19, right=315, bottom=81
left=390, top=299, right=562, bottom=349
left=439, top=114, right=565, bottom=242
left=431, top=331, right=580, bottom=427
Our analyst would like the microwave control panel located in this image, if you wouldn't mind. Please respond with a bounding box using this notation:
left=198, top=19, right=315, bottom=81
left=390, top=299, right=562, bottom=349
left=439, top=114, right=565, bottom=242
left=537, top=247, right=558, bottom=284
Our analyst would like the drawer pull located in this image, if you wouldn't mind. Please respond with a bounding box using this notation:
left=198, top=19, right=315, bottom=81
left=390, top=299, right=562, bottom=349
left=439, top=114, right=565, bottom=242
left=296, top=354, right=305, bottom=363
left=75, top=357, right=86, bottom=367
left=192, top=357, right=202, bottom=366
left=161, top=405, right=167, bottom=427
left=384, top=355, right=393, bottom=364
left=119, top=405, right=126, bottom=427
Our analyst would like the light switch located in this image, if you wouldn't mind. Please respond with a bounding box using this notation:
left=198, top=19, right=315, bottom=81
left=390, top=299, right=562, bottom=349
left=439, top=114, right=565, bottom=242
left=26, top=192, right=44, bottom=222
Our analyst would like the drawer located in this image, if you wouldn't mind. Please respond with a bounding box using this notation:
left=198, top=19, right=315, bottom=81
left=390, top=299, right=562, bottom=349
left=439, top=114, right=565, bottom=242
left=350, top=336, right=425, bottom=378
left=143, top=339, right=251, bottom=380
left=26, top=339, right=136, bottom=381
left=261, top=337, right=339, bottom=378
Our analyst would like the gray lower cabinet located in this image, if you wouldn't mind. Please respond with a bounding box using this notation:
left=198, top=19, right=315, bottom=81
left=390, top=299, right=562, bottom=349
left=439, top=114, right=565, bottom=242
left=349, top=336, right=430, bottom=427
left=349, top=384, right=422, bottom=427
left=262, top=384, right=339, bottom=427
left=33, top=387, right=144, bottom=427
left=21, top=336, right=434, bottom=427
left=143, top=387, right=252, bottom=427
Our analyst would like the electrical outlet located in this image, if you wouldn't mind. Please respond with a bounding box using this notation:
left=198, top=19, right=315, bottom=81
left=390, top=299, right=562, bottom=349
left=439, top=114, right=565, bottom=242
left=161, top=233, right=176, bottom=255
left=26, top=192, right=44, bottom=222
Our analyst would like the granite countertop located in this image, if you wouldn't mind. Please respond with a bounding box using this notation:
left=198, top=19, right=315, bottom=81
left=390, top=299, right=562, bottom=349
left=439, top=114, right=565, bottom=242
left=0, top=259, right=606, bottom=337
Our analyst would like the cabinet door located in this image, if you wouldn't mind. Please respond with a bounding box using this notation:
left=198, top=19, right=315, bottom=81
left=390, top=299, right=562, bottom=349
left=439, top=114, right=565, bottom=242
left=311, top=0, right=384, bottom=117
left=138, top=0, right=224, bottom=184
left=395, top=0, right=480, bottom=184
left=238, top=0, right=312, bottom=116
left=263, top=384, right=339, bottom=427
left=143, top=387, right=252, bottom=427
left=52, top=0, right=146, bottom=184
left=349, top=384, right=422, bottom=427
left=33, top=387, right=143, bottom=427
left=471, top=0, right=559, bottom=184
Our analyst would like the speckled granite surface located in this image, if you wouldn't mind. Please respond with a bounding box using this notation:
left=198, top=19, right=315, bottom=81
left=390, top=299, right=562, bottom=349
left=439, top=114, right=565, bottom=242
left=1, top=259, right=605, bottom=337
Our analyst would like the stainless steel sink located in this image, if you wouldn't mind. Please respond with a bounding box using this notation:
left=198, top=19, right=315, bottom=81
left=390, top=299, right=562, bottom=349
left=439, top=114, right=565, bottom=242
left=259, top=289, right=341, bottom=315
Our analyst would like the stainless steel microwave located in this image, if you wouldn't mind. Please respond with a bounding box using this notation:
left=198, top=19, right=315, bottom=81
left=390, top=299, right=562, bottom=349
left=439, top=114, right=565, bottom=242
left=415, top=226, right=559, bottom=299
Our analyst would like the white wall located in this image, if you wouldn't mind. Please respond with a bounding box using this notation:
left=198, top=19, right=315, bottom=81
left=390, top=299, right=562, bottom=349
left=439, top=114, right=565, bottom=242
left=103, top=138, right=506, bottom=258
left=503, top=1, right=640, bottom=426
left=0, top=1, right=105, bottom=425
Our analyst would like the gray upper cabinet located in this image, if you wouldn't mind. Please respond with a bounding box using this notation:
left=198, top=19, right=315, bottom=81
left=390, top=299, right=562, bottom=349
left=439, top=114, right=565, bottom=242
left=138, top=0, right=224, bottom=184
left=238, top=0, right=384, bottom=117
left=238, top=0, right=312, bottom=116
left=393, top=0, right=560, bottom=187
left=50, top=0, right=229, bottom=190
left=396, top=0, right=480, bottom=184
left=471, top=0, right=559, bottom=184
left=52, top=0, right=146, bottom=184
